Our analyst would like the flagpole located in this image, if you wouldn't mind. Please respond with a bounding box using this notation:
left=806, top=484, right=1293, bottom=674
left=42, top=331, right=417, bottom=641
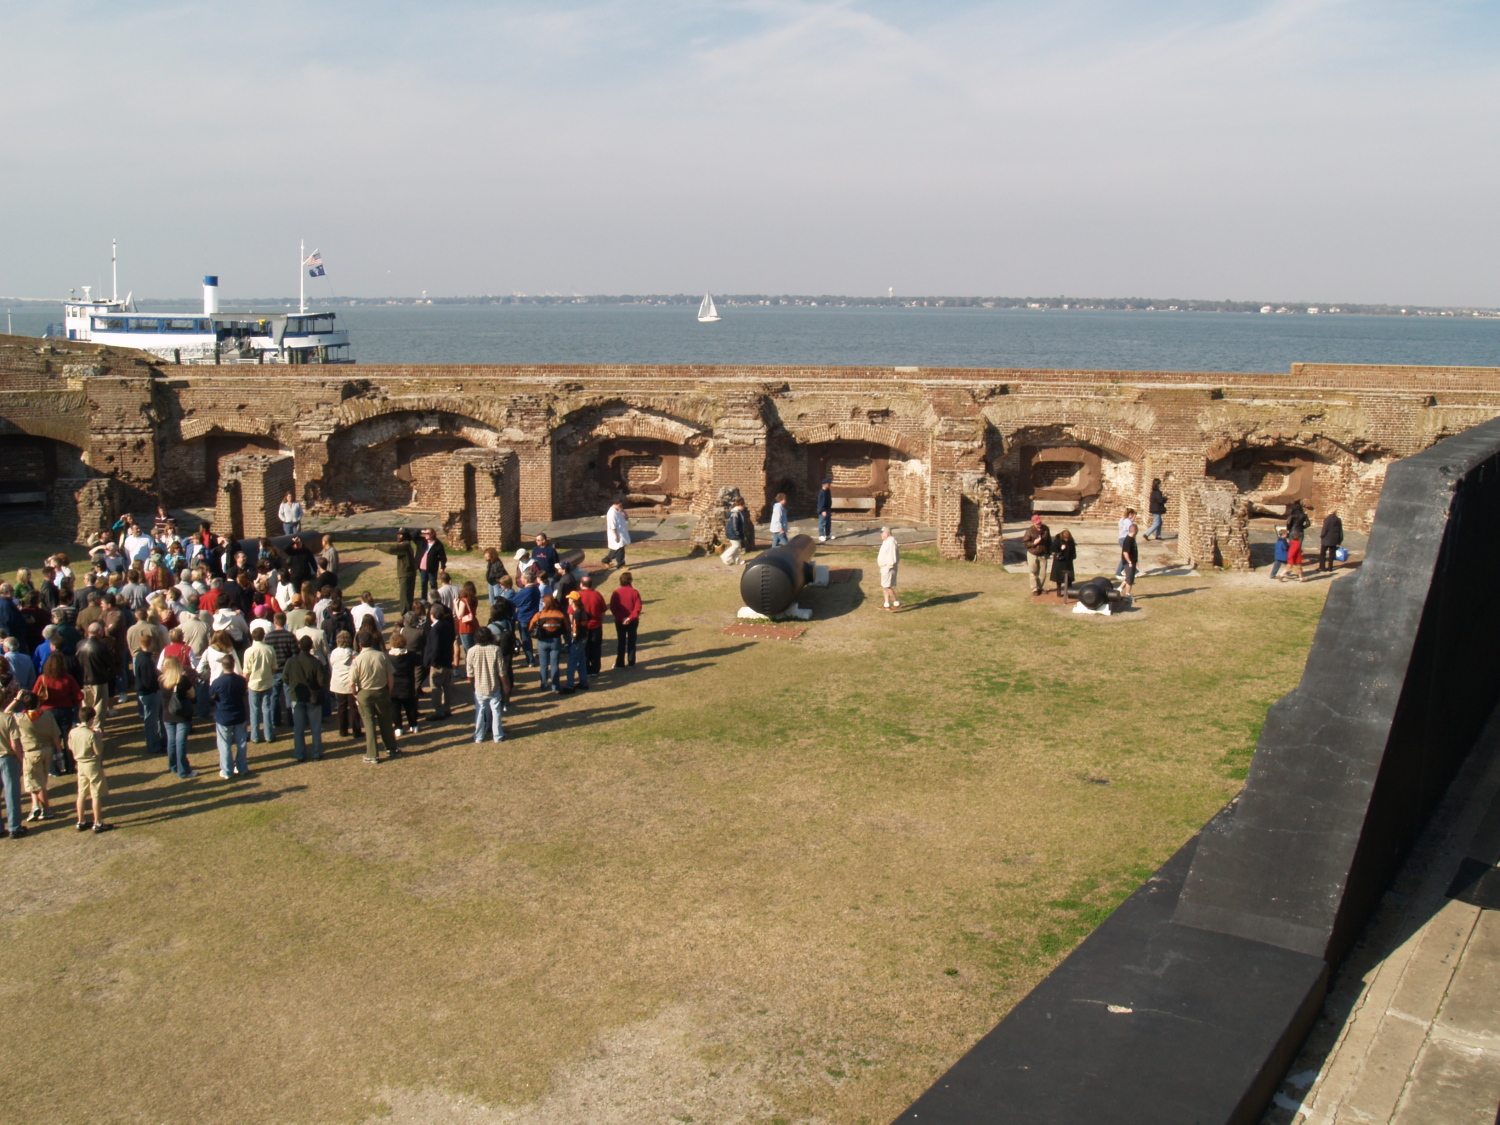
left=299, top=239, right=306, bottom=315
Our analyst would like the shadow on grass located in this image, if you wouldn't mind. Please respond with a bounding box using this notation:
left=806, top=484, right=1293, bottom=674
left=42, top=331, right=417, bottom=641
left=110, top=775, right=307, bottom=826
left=900, top=591, right=981, bottom=612
left=517, top=701, right=654, bottom=735
left=800, top=579, right=867, bottom=619
left=1139, top=586, right=1209, bottom=600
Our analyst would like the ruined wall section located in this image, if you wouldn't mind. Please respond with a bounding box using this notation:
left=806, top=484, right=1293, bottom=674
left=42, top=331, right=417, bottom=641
left=6, top=340, right=1500, bottom=555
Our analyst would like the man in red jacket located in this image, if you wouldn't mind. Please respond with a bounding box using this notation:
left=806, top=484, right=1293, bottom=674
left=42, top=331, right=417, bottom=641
left=607, top=572, right=642, bottom=669
left=577, top=576, right=608, bottom=675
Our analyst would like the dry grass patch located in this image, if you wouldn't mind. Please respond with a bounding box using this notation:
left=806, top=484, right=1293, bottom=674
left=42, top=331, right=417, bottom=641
left=0, top=535, right=1330, bottom=1124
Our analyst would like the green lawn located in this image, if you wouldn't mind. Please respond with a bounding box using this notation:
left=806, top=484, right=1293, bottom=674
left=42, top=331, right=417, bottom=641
left=0, top=536, right=1328, bottom=1124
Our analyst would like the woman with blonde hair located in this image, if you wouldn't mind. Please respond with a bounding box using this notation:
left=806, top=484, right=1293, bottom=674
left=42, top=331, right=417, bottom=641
left=14, top=568, right=34, bottom=602
left=159, top=655, right=198, bottom=778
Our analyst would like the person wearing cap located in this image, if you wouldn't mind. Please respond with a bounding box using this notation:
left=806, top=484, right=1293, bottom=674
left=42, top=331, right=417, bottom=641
left=563, top=591, right=590, bottom=692
left=1022, top=514, right=1052, bottom=597
left=816, top=478, right=834, bottom=542
left=602, top=500, right=632, bottom=569
left=877, top=527, right=901, bottom=610
left=376, top=530, right=417, bottom=614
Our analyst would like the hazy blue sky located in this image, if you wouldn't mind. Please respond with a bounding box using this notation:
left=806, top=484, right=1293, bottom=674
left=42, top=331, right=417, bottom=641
left=4, top=0, right=1496, bottom=304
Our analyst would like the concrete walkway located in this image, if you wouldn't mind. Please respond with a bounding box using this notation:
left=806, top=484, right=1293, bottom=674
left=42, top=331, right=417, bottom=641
left=1262, top=717, right=1500, bottom=1125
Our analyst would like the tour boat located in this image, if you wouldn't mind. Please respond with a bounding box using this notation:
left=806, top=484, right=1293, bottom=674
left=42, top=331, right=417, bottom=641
left=48, top=243, right=353, bottom=365
left=697, top=291, right=721, bottom=323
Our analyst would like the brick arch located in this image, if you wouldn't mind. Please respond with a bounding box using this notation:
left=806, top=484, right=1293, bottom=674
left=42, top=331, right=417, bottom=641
left=1203, top=432, right=1373, bottom=465
left=778, top=421, right=922, bottom=458
left=327, top=410, right=502, bottom=453
left=551, top=401, right=710, bottom=452
left=334, top=395, right=510, bottom=433
left=996, top=423, right=1149, bottom=465
left=178, top=417, right=285, bottom=443
left=551, top=402, right=710, bottom=518
left=0, top=411, right=90, bottom=448
left=319, top=409, right=504, bottom=511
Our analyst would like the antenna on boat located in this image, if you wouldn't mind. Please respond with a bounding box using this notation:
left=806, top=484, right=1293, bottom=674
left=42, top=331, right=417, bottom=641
left=112, top=238, right=118, bottom=303
left=299, top=239, right=306, bottom=315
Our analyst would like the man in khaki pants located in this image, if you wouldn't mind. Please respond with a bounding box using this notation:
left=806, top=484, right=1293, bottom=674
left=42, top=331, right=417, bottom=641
left=1022, top=514, right=1052, bottom=597
left=351, top=634, right=399, bottom=764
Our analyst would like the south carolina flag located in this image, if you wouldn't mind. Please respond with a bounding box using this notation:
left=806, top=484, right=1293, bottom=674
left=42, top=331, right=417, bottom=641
left=305, top=250, right=326, bottom=278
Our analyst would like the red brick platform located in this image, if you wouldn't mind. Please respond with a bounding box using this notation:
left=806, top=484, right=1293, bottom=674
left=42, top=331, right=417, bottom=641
left=826, top=567, right=860, bottom=584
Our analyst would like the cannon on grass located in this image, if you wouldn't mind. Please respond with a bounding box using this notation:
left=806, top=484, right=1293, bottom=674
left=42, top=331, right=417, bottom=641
left=1075, top=576, right=1115, bottom=611
left=740, top=534, right=818, bottom=617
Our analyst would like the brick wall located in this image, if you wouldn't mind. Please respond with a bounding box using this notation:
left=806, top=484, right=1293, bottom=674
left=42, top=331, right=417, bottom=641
left=215, top=452, right=294, bottom=541
left=8, top=334, right=1500, bottom=558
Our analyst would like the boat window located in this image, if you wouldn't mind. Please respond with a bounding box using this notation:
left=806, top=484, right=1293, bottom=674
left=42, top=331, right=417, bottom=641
left=93, top=317, right=125, bottom=331
left=198, top=319, right=212, bottom=331
left=131, top=319, right=160, bottom=331
left=165, top=319, right=198, bottom=332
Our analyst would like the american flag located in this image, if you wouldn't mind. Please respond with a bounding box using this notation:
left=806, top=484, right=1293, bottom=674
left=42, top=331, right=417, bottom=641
left=305, top=249, right=325, bottom=277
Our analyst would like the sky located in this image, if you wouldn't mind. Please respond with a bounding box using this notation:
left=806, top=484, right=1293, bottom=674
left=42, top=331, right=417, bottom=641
left=2, top=0, right=1497, bottom=304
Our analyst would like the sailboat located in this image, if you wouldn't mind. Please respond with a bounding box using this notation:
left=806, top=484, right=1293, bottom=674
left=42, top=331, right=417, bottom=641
left=697, top=291, right=721, bottom=323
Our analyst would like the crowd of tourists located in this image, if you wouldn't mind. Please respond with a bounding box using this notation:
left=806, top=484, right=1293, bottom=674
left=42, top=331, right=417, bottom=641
left=0, top=506, right=644, bottom=840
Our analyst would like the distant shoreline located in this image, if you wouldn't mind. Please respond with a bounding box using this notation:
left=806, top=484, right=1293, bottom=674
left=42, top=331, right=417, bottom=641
left=2, top=294, right=1496, bottom=318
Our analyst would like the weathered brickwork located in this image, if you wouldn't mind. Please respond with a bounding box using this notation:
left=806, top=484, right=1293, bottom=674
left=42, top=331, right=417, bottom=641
left=7, top=335, right=1500, bottom=566
left=214, top=452, right=294, bottom=542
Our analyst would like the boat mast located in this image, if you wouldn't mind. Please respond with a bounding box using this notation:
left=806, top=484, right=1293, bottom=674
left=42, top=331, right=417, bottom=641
left=299, top=239, right=306, bottom=315
left=111, top=238, right=117, bottom=303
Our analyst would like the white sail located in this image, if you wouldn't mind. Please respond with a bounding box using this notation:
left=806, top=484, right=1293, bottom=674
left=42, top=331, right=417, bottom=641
left=697, top=291, right=720, bottom=322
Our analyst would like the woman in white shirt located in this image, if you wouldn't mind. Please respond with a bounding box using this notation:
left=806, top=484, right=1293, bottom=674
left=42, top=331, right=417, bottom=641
left=326, top=632, right=362, bottom=739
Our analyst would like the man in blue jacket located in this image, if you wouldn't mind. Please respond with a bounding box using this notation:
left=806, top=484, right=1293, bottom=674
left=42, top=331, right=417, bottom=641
left=816, top=478, right=834, bottom=542
left=510, top=573, right=540, bottom=667
left=208, top=657, right=250, bottom=779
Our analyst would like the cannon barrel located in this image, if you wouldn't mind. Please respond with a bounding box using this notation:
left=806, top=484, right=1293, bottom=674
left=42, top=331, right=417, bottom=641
left=1075, top=576, right=1114, bottom=610
left=740, top=534, right=818, bottom=616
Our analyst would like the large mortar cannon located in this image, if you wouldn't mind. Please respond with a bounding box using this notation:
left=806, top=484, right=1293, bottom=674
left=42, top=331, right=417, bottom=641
left=740, top=534, right=818, bottom=617
left=1075, top=576, right=1115, bottom=611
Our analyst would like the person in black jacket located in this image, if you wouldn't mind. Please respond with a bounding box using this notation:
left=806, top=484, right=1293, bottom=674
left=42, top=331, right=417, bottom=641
left=1145, top=480, right=1168, bottom=540
left=1285, top=500, right=1310, bottom=544
left=721, top=499, right=748, bottom=566
left=1318, top=511, right=1345, bottom=572
left=386, top=632, right=422, bottom=736
left=284, top=536, right=318, bottom=590
left=423, top=604, right=455, bottom=718
left=132, top=632, right=164, bottom=758
left=817, top=478, right=834, bottom=542
left=321, top=598, right=357, bottom=658
left=1050, top=529, right=1078, bottom=600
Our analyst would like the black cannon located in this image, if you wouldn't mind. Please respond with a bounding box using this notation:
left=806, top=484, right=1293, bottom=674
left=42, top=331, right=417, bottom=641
left=1075, top=576, right=1115, bottom=610
left=740, top=534, right=818, bottom=616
